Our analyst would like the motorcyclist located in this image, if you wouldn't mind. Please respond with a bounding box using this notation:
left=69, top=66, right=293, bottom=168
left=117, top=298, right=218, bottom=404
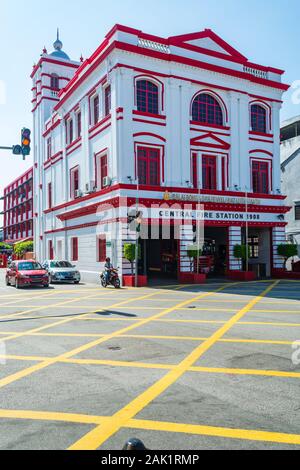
left=104, top=257, right=114, bottom=285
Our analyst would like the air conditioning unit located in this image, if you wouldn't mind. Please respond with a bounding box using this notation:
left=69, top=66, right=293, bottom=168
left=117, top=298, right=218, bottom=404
left=75, top=189, right=83, bottom=199
left=102, top=176, right=112, bottom=188
left=85, top=181, right=96, bottom=194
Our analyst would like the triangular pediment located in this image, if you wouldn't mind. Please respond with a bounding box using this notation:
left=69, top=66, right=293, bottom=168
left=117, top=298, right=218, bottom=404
left=169, top=29, right=247, bottom=62
left=191, top=132, right=230, bottom=150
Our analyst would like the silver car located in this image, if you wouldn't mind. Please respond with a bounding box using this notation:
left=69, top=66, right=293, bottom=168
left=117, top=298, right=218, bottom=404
left=42, top=260, right=81, bottom=284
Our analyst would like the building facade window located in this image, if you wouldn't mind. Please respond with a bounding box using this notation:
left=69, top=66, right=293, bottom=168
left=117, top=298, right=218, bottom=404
left=192, top=93, right=223, bottom=126
left=49, top=240, right=54, bottom=260
left=295, top=203, right=300, bottom=221
left=251, top=104, right=267, bottom=133
left=97, top=236, right=106, bottom=262
left=202, top=155, right=217, bottom=190
left=104, top=86, right=111, bottom=116
left=252, top=160, right=269, bottom=194
left=95, top=154, right=108, bottom=190
left=50, top=74, right=59, bottom=90
left=47, top=137, right=52, bottom=160
left=48, top=182, right=52, bottom=209
left=69, top=119, right=74, bottom=144
left=71, top=237, right=78, bottom=262
left=70, top=166, right=80, bottom=199
left=76, top=111, right=82, bottom=138
left=137, top=147, right=160, bottom=186
left=136, top=80, right=159, bottom=114
left=248, top=236, right=259, bottom=259
left=93, top=95, right=100, bottom=125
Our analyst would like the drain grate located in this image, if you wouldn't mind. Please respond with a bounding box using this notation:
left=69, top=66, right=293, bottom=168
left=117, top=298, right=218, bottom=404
left=108, top=346, right=122, bottom=351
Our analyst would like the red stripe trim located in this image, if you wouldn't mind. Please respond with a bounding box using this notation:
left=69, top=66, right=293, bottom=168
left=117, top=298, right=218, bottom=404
left=133, top=118, right=166, bottom=127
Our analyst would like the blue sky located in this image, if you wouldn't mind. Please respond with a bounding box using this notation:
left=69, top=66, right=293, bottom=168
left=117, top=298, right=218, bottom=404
left=1, top=0, right=300, bottom=223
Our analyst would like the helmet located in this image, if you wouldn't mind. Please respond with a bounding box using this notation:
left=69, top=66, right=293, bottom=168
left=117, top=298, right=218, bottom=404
left=122, top=438, right=147, bottom=450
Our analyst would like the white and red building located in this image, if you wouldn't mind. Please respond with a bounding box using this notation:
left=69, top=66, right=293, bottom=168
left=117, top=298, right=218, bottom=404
left=32, top=25, right=290, bottom=282
left=2, top=167, right=34, bottom=243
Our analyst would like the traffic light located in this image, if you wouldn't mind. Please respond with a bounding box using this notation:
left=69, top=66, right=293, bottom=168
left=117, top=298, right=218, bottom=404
left=12, top=145, right=22, bottom=155
left=21, top=128, right=31, bottom=157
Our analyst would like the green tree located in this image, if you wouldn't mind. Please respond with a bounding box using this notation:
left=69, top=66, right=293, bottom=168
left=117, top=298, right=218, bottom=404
left=14, top=241, right=34, bottom=258
left=233, top=244, right=251, bottom=270
left=124, top=243, right=141, bottom=276
left=0, top=243, right=12, bottom=251
left=277, top=244, right=298, bottom=270
left=187, top=245, right=202, bottom=273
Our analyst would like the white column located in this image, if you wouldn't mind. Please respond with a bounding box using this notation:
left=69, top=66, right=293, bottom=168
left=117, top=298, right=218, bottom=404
left=118, top=68, right=135, bottom=183
left=80, top=96, right=90, bottom=190
left=272, top=226, right=286, bottom=269
left=228, top=226, right=242, bottom=271
left=228, top=93, right=249, bottom=191
left=179, top=224, right=194, bottom=274
left=272, top=102, right=282, bottom=194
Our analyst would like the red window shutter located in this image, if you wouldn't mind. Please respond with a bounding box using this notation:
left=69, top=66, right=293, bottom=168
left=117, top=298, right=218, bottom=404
left=100, top=156, right=108, bottom=189
left=77, top=112, right=81, bottom=137
left=136, top=80, right=159, bottom=114
left=48, top=182, right=52, bottom=209
left=252, top=161, right=269, bottom=194
left=94, top=96, right=99, bottom=124
left=105, top=86, right=111, bottom=116
left=49, top=241, right=54, bottom=260
left=251, top=105, right=267, bottom=133
left=221, top=157, right=226, bottom=191
left=192, top=93, right=223, bottom=126
left=202, top=156, right=217, bottom=190
left=98, top=237, right=106, bottom=262
left=72, top=238, right=78, bottom=261
left=137, top=147, right=160, bottom=186
left=192, top=154, right=198, bottom=189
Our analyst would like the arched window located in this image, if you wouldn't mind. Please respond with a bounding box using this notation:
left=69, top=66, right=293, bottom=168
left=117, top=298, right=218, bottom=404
left=192, top=93, right=223, bottom=126
left=251, top=104, right=267, bottom=133
left=50, top=74, right=59, bottom=90
left=136, top=80, right=159, bottom=114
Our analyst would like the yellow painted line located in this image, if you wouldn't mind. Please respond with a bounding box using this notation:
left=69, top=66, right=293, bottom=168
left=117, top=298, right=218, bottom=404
left=239, top=321, right=300, bottom=327
left=0, top=354, right=48, bottom=362
left=0, top=409, right=106, bottom=425
left=1, top=354, right=299, bottom=380
left=253, top=310, right=300, bottom=314
left=157, top=319, right=226, bottom=325
left=0, top=288, right=167, bottom=344
left=189, top=366, right=300, bottom=379
left=178, top=308, right=238, bottom=312
left=0, top=332, right=107, bottom=338
left=128, top=419, right=300, bottom=446
left=0, top=409, right=299, bottom=446
left=0, top=290, right=117, bottom=322
left=121, top=334, right=208, bottom=342
left=0, top=286, right=195, bottom=389
left=62, top=358, right=174, bottom=370
left=220, top=338, right=295, bottom=345
left=68, top=281, right=279, bottom=450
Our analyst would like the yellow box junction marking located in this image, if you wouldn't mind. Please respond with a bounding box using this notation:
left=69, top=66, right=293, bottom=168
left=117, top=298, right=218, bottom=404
left=68, top=281, right=279, bottom=450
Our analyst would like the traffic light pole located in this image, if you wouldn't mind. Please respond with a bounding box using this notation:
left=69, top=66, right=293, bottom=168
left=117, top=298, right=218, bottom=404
left=0, top=146, right=13, bottom=151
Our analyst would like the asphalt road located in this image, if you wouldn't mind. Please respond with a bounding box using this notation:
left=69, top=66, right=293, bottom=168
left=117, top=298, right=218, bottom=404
left=0, top=270, right=299, bottom=450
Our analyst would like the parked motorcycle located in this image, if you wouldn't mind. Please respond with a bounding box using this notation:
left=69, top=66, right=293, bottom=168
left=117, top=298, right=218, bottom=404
left=100, top=268, right=121, bottom=289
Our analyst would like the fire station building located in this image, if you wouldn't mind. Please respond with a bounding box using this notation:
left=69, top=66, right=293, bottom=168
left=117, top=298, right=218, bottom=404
left=32, top=25, right=290, bottom=283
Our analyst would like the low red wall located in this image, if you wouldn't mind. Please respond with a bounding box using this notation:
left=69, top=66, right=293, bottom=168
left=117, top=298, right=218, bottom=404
left=272, top=269, right=300, bottom=280
left=123, top=275, right=148, bottom=287
left=227, top=270, right=256, bottom=281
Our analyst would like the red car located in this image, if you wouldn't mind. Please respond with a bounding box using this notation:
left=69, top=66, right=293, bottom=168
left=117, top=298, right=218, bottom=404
left=6, top=260, right=50, bottom=289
